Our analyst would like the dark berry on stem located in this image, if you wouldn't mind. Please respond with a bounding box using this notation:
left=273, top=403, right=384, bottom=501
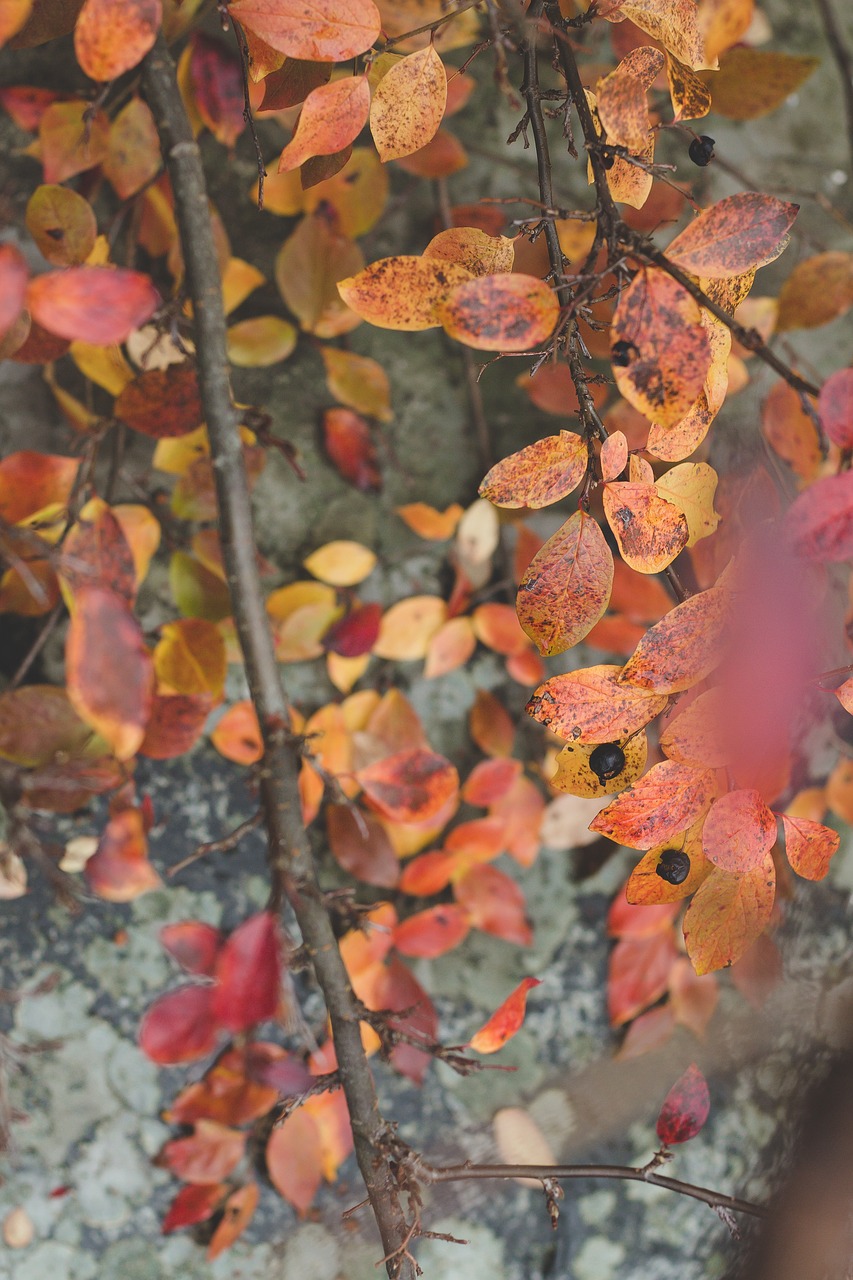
left=589, top=741, right=626, bottom=783
left=655, top=849, right=691, bottom=885
left=688, top=135, right=715, bottom=166
left=611, top=339, right=637, bottom=367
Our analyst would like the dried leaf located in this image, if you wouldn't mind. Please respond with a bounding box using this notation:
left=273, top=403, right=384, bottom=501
left=469, top=977, right=541, bottom=1053
left=357, top=748, right=458, bottom=823
left=619, top=585, right=729, bottom=692
left=25, top=183, right=96, bottom=266
left=423, top=226, right=514, bottom=277
left=665, top=193, right=799, bottom=279
left=655, top=1063, right=710, bottom=1145
left=699, top=48, right=819, bottom=120
left=337, top=254, right=472, bottom=331
left=517, top=510, right=614, bottom=657
left=370, top=44, right=446, bottom=161
left=479, top=431, right=586, bottom=509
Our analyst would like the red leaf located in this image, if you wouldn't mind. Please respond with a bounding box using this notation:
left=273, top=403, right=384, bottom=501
left=160, top=922, right=223, bottom=976
left=322, top=407, right=382, bottom=492
left=655, top=1063, right=710, bottom=1145
left=212, top=912, right=283, bottom=1032
left=84, top=806, right=161, bottom=902
left=786, top=471, right=853, bottom=561
left=392, top=904, right=470, bottom=958
left=139, top=984, right=221, bottom=1065
left=357, top=747, right=459, bottom=823
left=469, top=977, right=541, bottom=1054
left=608, top=932, right=678, bottom=1026
left=818, top=367, right=853, bottom=450
left=702, top=789, right=777, bottom=873
left=115, top=365, right=203, bottom=438
left=160, top=1120, right=246, bottom=1185
left=369, top=956, right=438, bottom=1083
left=322, top=602, right=382, bottom=657
left=27, top=267, right=160, bottom=344
left=461, top=758, right=523, bottom=807
left=266, top=1107, right=323, bottom=1215
left=190, top=31, right=245, bottom=148
left=162, top=1182, right=228, bottom=1235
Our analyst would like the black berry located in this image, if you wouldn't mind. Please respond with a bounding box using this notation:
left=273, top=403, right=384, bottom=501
left=602, top=152, right=615, bottom=170
left=589, top=741, right=626, bottom=783
left=688, top=135, right=715, bottom=167
left=611, top=339, right=638, bottom=367
left=655, top=849, right=691, bottom=884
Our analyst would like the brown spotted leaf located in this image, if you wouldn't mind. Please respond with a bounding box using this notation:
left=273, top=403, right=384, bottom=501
left=517, top=511, right=614, bottom=657
left=702, top=789, right=776, bottom=874
left=370, top=45, right=446, bottom=162
left=590, top=759, right=717, bottom=849
left=437, top=273, right=559, bottom=352
left=611, top=268, right=710, bottom=428
left=619, top=585, right=729, bottom=693
left=479, top=432, right=586, bottom=509
left=227, top=0, right=380, bottom=60
left=602, top=481, right=688, bottom=573
left=683, top=856, right=776, bottom=974
left=665, top=193, right=799, bottom=280
left=527, top=664, right=667, bottom=744
left=782, top=815, right=840, bottom=881
left=337, top=255, right=473, bottom=331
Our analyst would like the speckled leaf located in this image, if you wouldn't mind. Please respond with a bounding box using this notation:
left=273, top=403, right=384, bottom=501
left=527, top=663, right=667, bottom=744
left=603, top=481, right=688, bottom=573
left=683, top=855, right=776, bottom=974
left=227, top=0, right=380, bottom=60
left=424, top=226, right=514, bottom=277
left=665, top=194, right=799, bottom=279
left=590, top=760, right=716, bottom=849
left=619, top=586, right=729, bottom=693
left=370, top=44, right=446, bottom=161
left=611, top=269, right=710, bottom=428
left=596, top=47, right=663, bottom=151
left=550, top=732, right=648, bottom=799
left=116, top=364, right=202, bottom=438
left=654, top=462, right=720, bottom=546
left=781, top=814, right=840, bottom=881
left=357, top=748, right=459, bottom=823
left=337, top=255, right=473, bottom=331
left=666, top=51, right=711, bottom=121
left=702, top=789, right=776, bottom=874
left=614, top=0, right=704, bottom=68
left=656, top=1063, right=710, bottom=1145
left=517, top=510, right=614, bottom=656
left=438, top=273, right=559, bottom=352
left=74, top=0, right=161, bottom=81
left=479, top=431, right=586, bottom=509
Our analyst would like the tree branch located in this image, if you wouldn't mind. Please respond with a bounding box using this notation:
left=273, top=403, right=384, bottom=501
left=141, top=35, right=416, bottom=1279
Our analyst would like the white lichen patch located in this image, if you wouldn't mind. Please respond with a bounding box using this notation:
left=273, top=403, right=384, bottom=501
left=573, top=1235, right=626, bottom=1280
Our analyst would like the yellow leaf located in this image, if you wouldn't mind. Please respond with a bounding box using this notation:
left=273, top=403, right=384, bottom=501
left=373, top=596, right=447, bottom=661
left=227, top=316, right=297, bottom=367
left=303, top=540, right=376, bottom=587
left=370, top=45, right=447, bottom=162
left=337, top=255, right=473, bottom=331
left=654, top=462, right=720, bottom=546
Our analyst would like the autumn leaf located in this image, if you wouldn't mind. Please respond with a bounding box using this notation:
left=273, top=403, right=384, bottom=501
left=65, top=586, right=154, bottom=760
left=611, top=0, right=704, bottom=69
left=161, top=922, right=223, bottom=977
left=702, top=789, right=777, bottom=873
left=609, top=931, right=677, bottom=1026
left=85, top=806, right=161, bottom=901
left=212, top=912, right=283, bottom=1032
left=699, top=48, right=819, bottom=121
left=27, top=267, right=160, bottom=344
left=227, top=0, right=380, bottom=61
left=781, top=814, right=840, bottom=881
left=453, top=864, right=532, bottom=946
left=786, top=471, right=853, bottom=562
left=337, top=255, right=473, bottom=331
left=654, top=462, right=720, bottom=545
left=683, top=855, right=776, bottom=974
left=775, top=252, right=853, bottom=331
left=74, top=0, right=161, bottom=82
left=549, top=732, right=648, bottom=799
left=611, top=268, right=711, bottom=427
left=619, top=585, right=729, bottom=693
left=666, top=51, right=711, bottom=121
left=207, top=1182, right=259, bottom=1260
left=658, top=687, right=729, bottom=769
left=603, top=481, right=688, bottom=573
left=469, top=977, right=541, bottom=1054
left=266, top=1107, right=323, bottom=1215
left=139, top=984, right=222, bottom=1065
left=479, top=432, right=586, bottom=509
left=517, top=511, right=614, bottom=656
left=321, top=347, right=392, bottom=422
left=437, top=273, right=559, bottom=352
left=818, top=368, right=853, bottom=450
left=424, top=226, right=514, bottom=277
left=596, top=48, right=663, bottom=152
left=396, top=502, right=463, bottom=540
left=322, top=408, right=381, bottom=493
left=625, top=824, right=713, bottom=904
left=370, top=45, right=446, bottom=162
left=25, top=184, right=96, bottom=266
left=304, top=540, right=376, bottom=586
left=590, top=759, right=716, bottom=849
left=0, top=243, right=28, bottom=339
left=278, top=76, right=370, bottom=171
left=665, top=193, right=799, bottom=279
left=527, top=664, right=667, bottom=744
left=162, top=1183, right=228, bottom=1235
left=357, top=748, right=459, bottom=823
left=655, top=1064, right=710, bottom=1145
left=392, top=903, right=471, bottom=958
left=160, top=1120, right=246, bottom=1185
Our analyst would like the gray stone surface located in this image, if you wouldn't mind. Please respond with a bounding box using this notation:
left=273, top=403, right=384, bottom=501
left=1, top=2, right=853, bottom=1278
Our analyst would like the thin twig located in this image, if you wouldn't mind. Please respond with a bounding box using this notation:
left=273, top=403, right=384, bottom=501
left=141, top=36, right=417, bottom=1280
left=167, top=810, right=263, bottom=877
left=814, top=0, right=853, bottom=201
left=231, top=18, right=267, bottom=210
left=424, top=1160, right=768, bottom=1218
left=382, top=0, right=481, bottom=50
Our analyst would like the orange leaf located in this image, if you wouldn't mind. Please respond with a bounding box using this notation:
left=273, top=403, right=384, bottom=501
left=373, top=595, right=447, bottom=660
left=207, top=1182, right=259, bottom=1261
left=683, top=855, right=776, bottom=974
left=65, top=586, right=154, bottom=759
left=0, top=450, right=79, bottom=526
left=210, top=700, right=263, bottom=765
left=27, top=267, right=160, bottom=344
left=528, top=664, right=667, bottom=744
left=266, top=1107, right=323, bottom=1215
left=517, top=510, right=614, bottom=657
left=370, top=45, right=446, bottom=161
left=658, top=688, right=729, bottom=768
left=781, top=814, right=840, bottom=881
left=337, top=254, right=473, bottom=331
left=161, top=1120, right=246, bottom=1185
left=596, top=48, right=663, bottom=152
left=702, top=788, right=776, bottom=873
left=626, top=827, right=713, bottom=903
left=600, top=431, right=628, bottom=483
left=469, top=688, right=514, bottom=757
left=775, top=251, right=853, bottom=331
left=700, top=48, right=818, bottom=121
left=85, top=806, right=161, bottom=901
left=423, top=226, right=514, bottom=277
left=761, top=379, right=821, bottom=481
left=357, top=748, right=458, bottom=823
left=116, top=364, right=202, bottom=438
left=39, top=99, right=109, bottom=184
left=479, top=431, right=586, bottom=509
left=469, top=977, right=541, bottom=1054
left=322, top=347, right=392, bottom=422
left=278, top=76, right=370, bottom=171
left=322, top=407, right=381, bottom=493
left=668, top=956, right=718, bottom=1038
left=590, top=759, right=716, bottom=849
left=396, top=502, right=463, bottom=539
left=603, top=481, right=688, bottom=574
left=139, top=693, right=213, bottom=759
left=424, top=615, right=476, bottom=678
left=462, top=758, right=523, bottom=807
left=611, top=268, right=711, bottom=428
left=276, top=212, right=364, bottom=337
left=665, top=194, right=799, bottom=279
left=393, top=126, right=467, bottom=177
left=438, top=273, right=559, bottom=352
left=228, top=0, right=380, bottom=60
left=453, top=864, right=532, bottom=946
left=619, top=585, right=729, bottom=693
left=608, top=931, right=678, bottom=1026
left=104, top=96, right=161, bottom=198
left=0, top=243, right=28, bottom=338
left=392, top=903, right=470, bottom=958
left=74, top=0, right=160, bottom=81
